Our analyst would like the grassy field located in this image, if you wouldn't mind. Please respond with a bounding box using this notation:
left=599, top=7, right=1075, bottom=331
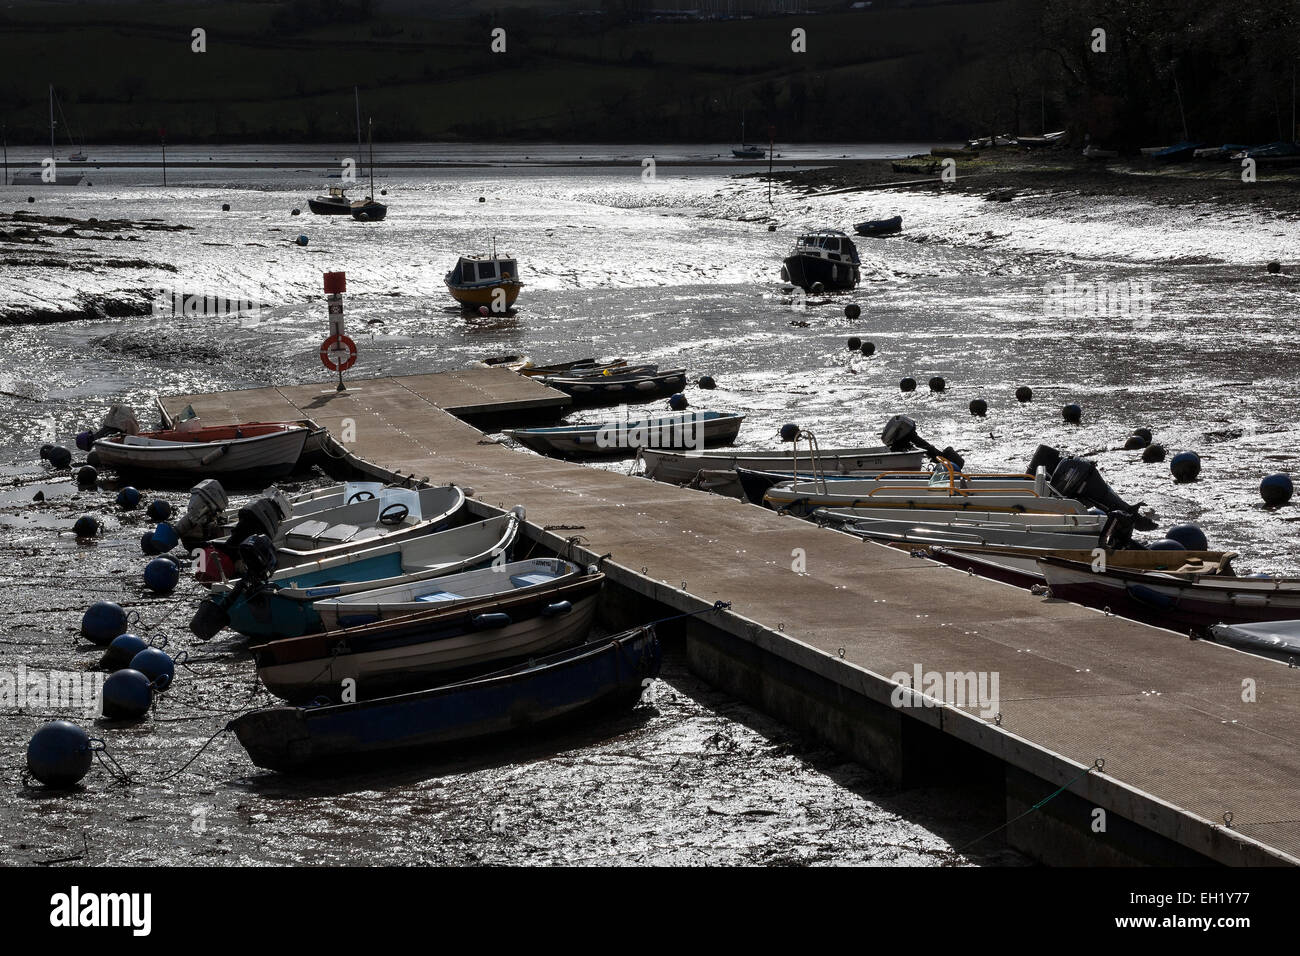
left=0, top=0, right=1018, bottom=143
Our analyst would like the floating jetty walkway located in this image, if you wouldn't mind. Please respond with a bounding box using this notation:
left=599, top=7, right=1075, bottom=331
left=164, top=368, right=1300, bottom=866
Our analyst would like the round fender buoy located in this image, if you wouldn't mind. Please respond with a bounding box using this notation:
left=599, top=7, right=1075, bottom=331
left=969, top=398, right=988, bottom=417
left=140, top=530, right=166, bottom=555
left=667, top=393, right=689, bottom=411
left=41, top=445, right=72, bottom=469
left=146, top=500, right=172, bottom=522
left=76, top=465, right=98, bottom=487
left=1148, top=538, right=1185, bottom=551
left=86, top=449, right=101, bottom=468
left=845, top=304, right=861, bottom=320
left=1267, top=260, right=1282, bottom=274
left=129, top=648, right=176, bottom=691
left=381, top=189, right=387, bottom=196
left=698, top=375, right=716, bottom=390
left=102, top=633, right=149, bottom=671
left=116, top=486, right=140, bottom=509
left=900, top=377, right=916, bottom=393
left=73, top=515, right=100, bottom=538
left=1166, top=523, right=1208, bottom=551
left=1141, top=443, right=1166, bottom=463
left=26, top=721, right=93, bottom=788
left=1132, top=427, right=1153, bottom=444
left=778, top=423, right=801, bottom=443
left=221, top=203, right=230, bottom=212
left=810, top=281, right=825, bottom=294
left=478, top=196, right=486, bottom=203
left=1170, top=450, right=1201, bottom=482
left=143, top=557, right=181, bottom=594
left=75, top=430, right=94, bottom=452
left=149, top=522, right=179, bottom=553
left=1260, top=472, right=1294, bottom=506
left=1015, top=385, right=1033, bottom=403
left=860, top=342, right=875, bottom=357
left=291, top=208, right=301, bottom=216
left=102, top=669, right=153, bottom=720
left=928, top=376, right=946, bottom=393
left=1124, top=434, right=1148, bottom=451
left=847, top=336, right=861, bottom=351
left=81, top=601, right=127, bottom=646
left=1062, top=403, right=1082, bottom=424
left=294, top=234, right=308, bottom=247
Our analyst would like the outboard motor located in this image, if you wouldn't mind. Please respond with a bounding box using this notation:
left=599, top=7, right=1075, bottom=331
left=880, top=415, right=965, bottom=471
left=173, top=479, right=230, bottom=545
left=1050, top=456, right=1156, bottom=530
left=226, top=491, right=290, bottom=547
left=88, top=403, right=140, bottom=442
left=188, top=533, right=279, bottom=641
left=1025, top=444, right=1063, bottom=479
left=1098, top=511, right=1137, bottom=550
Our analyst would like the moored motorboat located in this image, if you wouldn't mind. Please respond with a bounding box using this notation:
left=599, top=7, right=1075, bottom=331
left=538, top=366, right=686, bottom=404
left=314, top=557, right=584, bottom=630
left=308, top=186, right=353, bottom=215
left=923, top=544, right=1234, bottom=590
left=228, top=625, right=660, bottom=772
left=781, top=229, right=861, bottom=292
left=1209, top=621, right=1300, bottom=658
left=520, top=358, right=628, bottom=378
left=816, top=507, right=1109, bottom=531
left=195, top=510, right=523, bottom=640
left=1038, top=556, right=1300, bottom=633
left=92, top=422, right=310, bottom=483
left=640, top=445, right=927, bottom=489
left=504, top=411, right=745, bottom=458
left=251, top=569, right=606, bottom=702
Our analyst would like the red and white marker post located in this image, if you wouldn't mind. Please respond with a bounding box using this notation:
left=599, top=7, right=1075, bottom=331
left=321, top=271, right=357, bottom=392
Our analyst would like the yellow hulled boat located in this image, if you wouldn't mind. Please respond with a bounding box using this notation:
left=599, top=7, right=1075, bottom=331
left=445, top=253, right=523, bottom=311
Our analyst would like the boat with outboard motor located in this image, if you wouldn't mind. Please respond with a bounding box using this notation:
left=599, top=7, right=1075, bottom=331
left=92, top=422, right=311, bottom=483
left=505, top=411, right=744, bottom=458
left=639, top=445, right=927, bottom=489
left=191, top=510, right=523, bottom=641
left=446, top=247, right=523, bottom=311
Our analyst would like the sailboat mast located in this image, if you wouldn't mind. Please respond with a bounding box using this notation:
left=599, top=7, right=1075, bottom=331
left=354, top=86, right=362, bottom=180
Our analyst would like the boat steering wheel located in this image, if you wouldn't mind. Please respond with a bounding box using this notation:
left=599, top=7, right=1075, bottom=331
left=379, top=503, right=409, bottom=526
left=347, top=490, right=377, bottom=503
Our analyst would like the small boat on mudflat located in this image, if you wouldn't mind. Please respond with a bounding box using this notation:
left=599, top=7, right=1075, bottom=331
left=92, top=422, right=310, bottom=483
left=1209, top=621, right=1300, bottom=657
left=446, top=251, right=523, bottom=311
left=504, top=411, right=744, bottom=458
left=228, top=625, right=660, bottom=772
left=520, top=358, right=627, bottom=378
left=308, top=186, right=353, bottom=215
left=251, top=569, right=606, bottom=702
left=781, top=230, right=860, bottom=292
left=853, top=215, right=902, bottom=237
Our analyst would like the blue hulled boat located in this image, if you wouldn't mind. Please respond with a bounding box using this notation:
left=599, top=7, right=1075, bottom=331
left=228, top=625, right=662, bottom=772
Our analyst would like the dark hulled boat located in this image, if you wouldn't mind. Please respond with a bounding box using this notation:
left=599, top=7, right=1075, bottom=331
left=780, top=229, right=861, bottom=292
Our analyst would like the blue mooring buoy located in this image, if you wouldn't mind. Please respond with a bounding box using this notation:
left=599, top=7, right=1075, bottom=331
left=847, top=337, right=861, bottom=351
left=1166, top=524, right=1208, bottom=551
left=969, top=399, right=988, bottom=417
left=667, top=393, right=689, bottom=411
left=698, top=375, right=716, bottom=390
left=129, top=648, right=177, bottom=691
left=1142, top=443, right=1166, bottom=463
left=73, top=515, right=100, bottom=538
left=1062, top=403, right=1082, bottom=424
left=81, top=601, right=127, bottom=646
left=143, top=557, right=181, bottom=594
left=102, top=669, right=153, bottom=720
left=101, top=633, right=149, bottom=671
left=1170, top=451, right=1201, bottom=482
left=779, top=423, right=801, bottom=443
left=1015, top=385, right=1033, bottom=403
left=845, top=304, right=861, bottom=320
left=26, top=720, right=93, bottom=788
left=150, top=522, right=179, bottom=552
left=75, top=430, right=94, bottom=452
left=1148, top=538, right=1186, bottom=551
left=1260, top=473, right=1294, bottom=506
left=116, top=486, right=141, bottom=509
left=860, top=342, right=875, bottom=357
left=928, top=376, right=946, bottom=393
left=900, top=377, right=917, bottom=393
left=146, top=500, right=172, bottom=522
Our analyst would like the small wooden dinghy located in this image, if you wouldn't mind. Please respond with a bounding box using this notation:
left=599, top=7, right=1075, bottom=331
left=504, top=411, right=744, bottom=458
left=538, top=367, right=687, bottom=405
left=207, top=511, right=523, bottom=640
left=228, top=625, right=660, bottom=772
left=314, top=557, right=584, bottom=630
left=817, top=507, right=1108, bottom=531
left=639, top=445, right=927, bottom=487
left=92, top=422, right=310, bottom=483
left=520, top=358, right=628, bottom=378
left=251, top=570, right=606, bottom=702
left=853, top=215, right=902, bottom=237
left=923, top=545, right=1234, bottom=590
